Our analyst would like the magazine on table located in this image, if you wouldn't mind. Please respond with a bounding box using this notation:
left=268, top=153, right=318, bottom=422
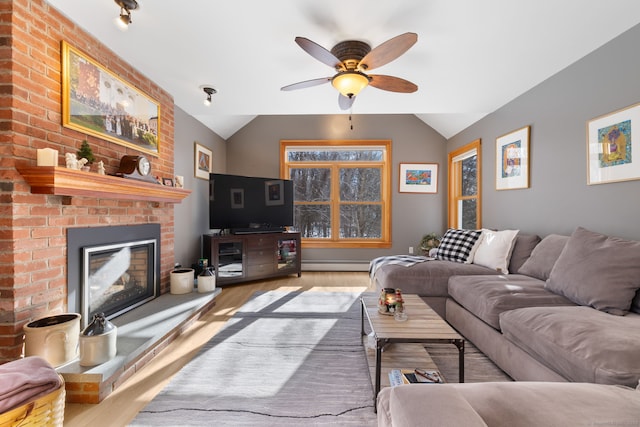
left=389, top=369, right=444, bottom=386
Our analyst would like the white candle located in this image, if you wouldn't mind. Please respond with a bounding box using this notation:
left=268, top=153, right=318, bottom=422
left=37, top=148, right=58, bottom=166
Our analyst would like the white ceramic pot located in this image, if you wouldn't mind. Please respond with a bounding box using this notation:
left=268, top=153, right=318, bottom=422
left=198, top=275, right=216, bottom=293
left=79, top=327, right=117, bottom=366
left=23, top=313, right=81, bottom=367
left=170, top=268, right=194, bottom=294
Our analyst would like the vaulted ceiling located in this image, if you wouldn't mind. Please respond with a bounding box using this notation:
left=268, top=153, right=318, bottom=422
left=46, top=0, right=640, bottom=139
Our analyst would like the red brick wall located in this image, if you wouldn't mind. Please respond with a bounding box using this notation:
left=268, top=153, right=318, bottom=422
left=0, top=0, right=177, bottom=362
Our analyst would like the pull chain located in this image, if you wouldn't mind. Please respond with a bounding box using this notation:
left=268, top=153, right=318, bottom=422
left=349, top=106, right=354, bottom=130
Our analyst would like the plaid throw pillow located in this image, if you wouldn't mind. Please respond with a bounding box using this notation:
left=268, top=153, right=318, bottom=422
left=435, top=228, right=482, bottom=263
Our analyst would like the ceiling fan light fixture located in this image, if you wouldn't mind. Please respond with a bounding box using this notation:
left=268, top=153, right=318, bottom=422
left=331, top=71, right=370, bottom=98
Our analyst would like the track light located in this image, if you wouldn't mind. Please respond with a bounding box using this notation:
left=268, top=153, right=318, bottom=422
left=202, top=87, right=217, bottom=106
left=114, top=0, right=138, bottom=30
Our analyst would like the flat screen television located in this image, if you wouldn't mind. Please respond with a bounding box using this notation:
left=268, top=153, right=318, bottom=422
left=209, top=173, right=294, bottom=233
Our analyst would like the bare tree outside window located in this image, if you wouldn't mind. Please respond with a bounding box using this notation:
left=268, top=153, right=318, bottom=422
left=281, top=140, right=391, bottom=249
left=461, top=155, right=478, bottom=229
left=448, top=139, right=482, bottom=230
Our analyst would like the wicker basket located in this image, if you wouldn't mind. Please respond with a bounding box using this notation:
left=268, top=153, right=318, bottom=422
left=0, top=375, right=65, bottom=427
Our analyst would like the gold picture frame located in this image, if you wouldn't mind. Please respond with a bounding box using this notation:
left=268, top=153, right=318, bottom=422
left=194, top=142, right=213, bottom=180
left=495, top=126, right=530, bottom=190
left=61, top=41, right=161, bottom=156
left=587, top=102, right=640, bottom=185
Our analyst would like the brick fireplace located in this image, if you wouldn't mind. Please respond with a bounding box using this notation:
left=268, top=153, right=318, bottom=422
left=0, top=0, right=183, bottom=366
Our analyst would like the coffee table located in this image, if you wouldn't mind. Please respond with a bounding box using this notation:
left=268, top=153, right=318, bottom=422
left=360, top=293, right=465, bottom=404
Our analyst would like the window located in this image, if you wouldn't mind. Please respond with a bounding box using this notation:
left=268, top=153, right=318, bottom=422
left=448, top=139, right=482, bottom=229
left=281, top=140, right=391, bottom=248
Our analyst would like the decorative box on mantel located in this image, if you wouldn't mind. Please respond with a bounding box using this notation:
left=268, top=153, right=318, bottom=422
left=16, top=165, right=190, bottom=203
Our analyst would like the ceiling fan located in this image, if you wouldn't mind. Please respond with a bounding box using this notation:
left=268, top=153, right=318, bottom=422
left=281, top=32, right=418, bottom=110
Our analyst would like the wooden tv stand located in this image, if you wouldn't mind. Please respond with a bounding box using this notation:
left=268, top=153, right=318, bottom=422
left=202, top=232, right=301, bottom=286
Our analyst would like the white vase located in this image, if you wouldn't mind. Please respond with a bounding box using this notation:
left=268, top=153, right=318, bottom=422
left=170, top=268, right=194, bottom=294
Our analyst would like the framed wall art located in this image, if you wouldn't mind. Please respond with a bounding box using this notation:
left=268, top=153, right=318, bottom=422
left=398, top=163, right=438, bottom=193
left=587, top=102, right=640, bottom=185
left=194, top=142, right=213, bottom=180
left=265, top=180, right=284, bottom=206
left=61, top=41, right=161, bottom=156
left=495, top=126, right=530, bottom=190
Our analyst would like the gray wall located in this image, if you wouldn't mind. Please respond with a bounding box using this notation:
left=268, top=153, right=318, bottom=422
left=173, top=23, right=640, bottom=268
left=173, top=106, right=226, bottom=267
left=448, top=24, right=640, bottom=240
left=226, top=114, right=447, bottom=262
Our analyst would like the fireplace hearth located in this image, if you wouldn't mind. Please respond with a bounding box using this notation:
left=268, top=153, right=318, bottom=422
left=68, top=224, right=161, bottom=328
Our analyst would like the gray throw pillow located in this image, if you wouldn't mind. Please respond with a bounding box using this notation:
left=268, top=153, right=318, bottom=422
left=508, top=233, right=541, bottom=273
left=545, top=227, right=640, bottom=315
left=631, top=291, right=640, bottom=314
left=518, top=234, right=569, bottom=281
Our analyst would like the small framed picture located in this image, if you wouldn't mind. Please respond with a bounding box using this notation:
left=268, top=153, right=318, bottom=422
left=265, top=180, right=284, bottom=206
left=399, top=163, right=438, bottom=193
left=194, top=142, right=212, bottom=180
left=162, top=177, right=174, bottom=186
left=495, top=126, right=530, bottom=190
left=587, top=102, right=640, bottom=185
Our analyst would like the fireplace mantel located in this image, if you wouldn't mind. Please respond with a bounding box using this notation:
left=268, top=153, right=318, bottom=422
left=17, top=165, right=190, bottom=203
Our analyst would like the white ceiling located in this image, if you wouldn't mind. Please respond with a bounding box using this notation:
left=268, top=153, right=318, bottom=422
left=46, top=0, right=640, bottom=140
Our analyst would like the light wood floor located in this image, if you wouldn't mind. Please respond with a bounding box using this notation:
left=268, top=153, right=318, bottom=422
left=63, top=272, right=374, bottom=427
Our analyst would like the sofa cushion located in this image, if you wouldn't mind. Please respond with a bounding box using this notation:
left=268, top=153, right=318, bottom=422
left=379, top=382, right=640, bottom=427
left=472, top=229, right=519, bottom=273
left=448, top=274, right=575, bottom=330
left=435, top=228, right=482, bottom=263
left=507, top=233, right=541, bottom=274
left=375, top=260, right=497, bottom=297
left=545, top=227, right=640, bottom=315
left=500, top=306, right=640, bottom=386
left=517, top=234, right=569, bottom=280
left=377, top=384, right=488, bottom=427
left=458, top=382, right=640, bottom=427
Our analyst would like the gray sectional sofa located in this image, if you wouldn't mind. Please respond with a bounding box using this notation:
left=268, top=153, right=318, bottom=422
left=373, top=226, right=640, bottom=386
left=378, top=381, right=640, bottom=427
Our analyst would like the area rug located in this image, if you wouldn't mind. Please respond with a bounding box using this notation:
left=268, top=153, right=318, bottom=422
left=130, top=291, right=377, bottom=426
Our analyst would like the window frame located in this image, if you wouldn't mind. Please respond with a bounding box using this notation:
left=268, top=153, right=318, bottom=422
left=448, top=139, right=482, bottom=229
left=280, top=139, right=392, bottom=249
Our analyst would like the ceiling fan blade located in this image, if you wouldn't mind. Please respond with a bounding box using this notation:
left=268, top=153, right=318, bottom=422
left=369, top=75, right=418, bottom=93
left=295, top=37, right=345, bottom=70
left=338, top=93, right=355, bottom=110
left=281, top=77, right=332, bottom=91
left=359, top=32, right=417, bottom=71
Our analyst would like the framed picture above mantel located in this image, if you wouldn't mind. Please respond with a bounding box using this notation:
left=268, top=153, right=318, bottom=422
left=61, top=41, right=161, bottom=157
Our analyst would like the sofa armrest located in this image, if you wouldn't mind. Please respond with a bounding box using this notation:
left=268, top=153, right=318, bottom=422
left=377, top=384, right=488, bottom=427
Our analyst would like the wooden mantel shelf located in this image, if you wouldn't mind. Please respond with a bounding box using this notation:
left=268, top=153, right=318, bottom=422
left=17, top=165, right=191, bottom=203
